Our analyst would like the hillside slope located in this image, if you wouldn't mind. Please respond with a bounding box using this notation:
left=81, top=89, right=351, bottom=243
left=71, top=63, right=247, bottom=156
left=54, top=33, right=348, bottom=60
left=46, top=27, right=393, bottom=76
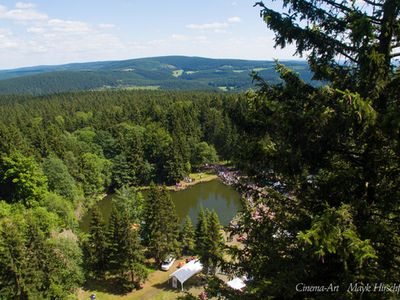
left=0, top=56, right=312, bottom=95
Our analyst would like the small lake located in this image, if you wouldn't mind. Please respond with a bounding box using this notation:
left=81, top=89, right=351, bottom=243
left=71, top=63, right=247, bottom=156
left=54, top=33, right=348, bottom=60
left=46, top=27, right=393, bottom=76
left=80, top=179, right=242, bottom=232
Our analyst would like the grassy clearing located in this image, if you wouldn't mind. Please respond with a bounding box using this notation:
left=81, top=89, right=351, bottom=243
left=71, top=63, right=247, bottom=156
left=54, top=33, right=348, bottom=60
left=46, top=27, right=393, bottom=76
left=252, top=67, right=268, bottom=72
left=122, top=86, right=160, bottom=90
left=189, top=172, right=216, bottom=181
left=78, top=259, right=204, bottom=300
left=165, top=172, right=218, bottom=191
left=172, top=70, right=184, bottom=77
left=136, top=170, right=220, bottom=192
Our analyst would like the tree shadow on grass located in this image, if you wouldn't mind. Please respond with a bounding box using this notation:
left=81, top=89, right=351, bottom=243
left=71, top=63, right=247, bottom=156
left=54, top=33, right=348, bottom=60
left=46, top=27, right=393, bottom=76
left=153, top=277, right=178, bottom=291
left=82, top=278, right=134, bottom=296
left=153, top=275, right=204, bottom=294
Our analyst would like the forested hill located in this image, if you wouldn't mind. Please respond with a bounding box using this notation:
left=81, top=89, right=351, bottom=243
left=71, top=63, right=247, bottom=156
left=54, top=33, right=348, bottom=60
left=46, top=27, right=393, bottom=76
left=0, top=56, right=312, bottom=95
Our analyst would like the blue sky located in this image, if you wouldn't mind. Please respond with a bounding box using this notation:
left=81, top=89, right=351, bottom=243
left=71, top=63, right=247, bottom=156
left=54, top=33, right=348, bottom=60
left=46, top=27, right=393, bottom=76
left=0, top=0, right=299, bottom=69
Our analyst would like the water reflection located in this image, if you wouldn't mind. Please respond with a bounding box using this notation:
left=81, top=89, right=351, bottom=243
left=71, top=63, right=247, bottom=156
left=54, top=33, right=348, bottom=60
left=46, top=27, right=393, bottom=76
left=80, top=179, right=241, bottom=231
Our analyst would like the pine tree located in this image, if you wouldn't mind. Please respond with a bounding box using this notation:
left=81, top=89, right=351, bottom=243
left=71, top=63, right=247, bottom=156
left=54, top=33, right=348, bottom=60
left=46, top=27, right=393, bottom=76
left=87, top=206, right=107, bottom=278
left=143, top=184, right=180, bottom=264
left=107, top=201, right=148, bottom=286
left=106, top=203, right=126, bottom=277
left=207, top=1, right=400, bottom=298
left=195, top=207, right=211, bottom=269
left=195, top=209, right=224, bottom=274
left=0, top=217, right=29, bottom=299
left=206, top=210, right=223, bottom=274
left=113, top=186, right=144, bottom=225
left=124, top=225, right=148, bottom=288
left=141, top=183, right=158, bottom=246
left=180, top=216, right=196, bottom=255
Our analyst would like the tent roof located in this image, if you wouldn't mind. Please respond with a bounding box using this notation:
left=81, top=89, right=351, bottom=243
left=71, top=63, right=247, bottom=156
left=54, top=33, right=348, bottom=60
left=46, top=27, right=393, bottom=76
left=169, top=260, right=203, bottom=284
left=226, top=277, right=246, bottom=290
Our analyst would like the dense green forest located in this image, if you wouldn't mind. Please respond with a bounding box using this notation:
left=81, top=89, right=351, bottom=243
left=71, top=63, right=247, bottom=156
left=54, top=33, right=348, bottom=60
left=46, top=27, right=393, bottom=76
left=0, top=90, right=239, bottom=298
left=1, top=0, right=399, bottom=298
left=0, top=56, right=314, bottom=95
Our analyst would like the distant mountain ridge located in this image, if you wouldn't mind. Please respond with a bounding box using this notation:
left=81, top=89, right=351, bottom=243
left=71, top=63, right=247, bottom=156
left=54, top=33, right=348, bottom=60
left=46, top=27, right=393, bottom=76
left=0, top=56, right=312, bottom=95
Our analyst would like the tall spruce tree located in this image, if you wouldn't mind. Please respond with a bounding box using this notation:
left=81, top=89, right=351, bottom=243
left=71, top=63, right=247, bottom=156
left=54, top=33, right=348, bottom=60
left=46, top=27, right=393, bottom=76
left=180, top=215, right=196, bottom=255
left=124, top=225, right=148, bottom=287
left=86, top=206, right=107, bottom=278
left=195, top=209, right=224, bottom=274
left=195, top=207, right=212, bottom=271
left=207, top=1, right=400, bottom=298
left=195, top=207, right=209, bottom=257
left=107, top=200, right=147, bottom=286
left=143, top=184, right=180, bottom=264
left=206, top=210, right=224, bottom=274
left=0, top=207, right=83, bottom=299
left=106, top=202, right=126, bottom=278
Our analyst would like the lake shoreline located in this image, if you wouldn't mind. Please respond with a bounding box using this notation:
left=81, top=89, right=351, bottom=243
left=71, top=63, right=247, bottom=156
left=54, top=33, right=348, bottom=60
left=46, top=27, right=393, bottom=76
left=136, top=172, right=220, bottom=192
left=166, top=173, right=219, bottom=191
left=80, top=174, right=242, bottom=231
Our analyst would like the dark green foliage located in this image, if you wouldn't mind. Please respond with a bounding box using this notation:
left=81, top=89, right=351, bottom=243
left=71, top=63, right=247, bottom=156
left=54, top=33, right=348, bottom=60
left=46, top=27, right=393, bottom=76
left=0, top=152, right=47, bottom=207
left=0, top=90, right=239, bottom=185
left=144, top=123, right=172, bottom=180
left=43, top=231, right=84, bottom=299
left=192, top=142, right=218, bottom=168
left=209, top=0, right=400, bottom=298
left=80, top=152, right=111, bottom=197
left=143, top=184, right=180, bottom=264
left=113, top=186, right=144, bottom=225
left=86, top=206, right=108, bottom=278
left=0, top=206, right=83, bottom=299
left=111, top=153, right=136, bottom=189
left=42, top=192, right=77, bottom=229
left=195, top=208, right=223, bottom=274
left=124, top=226, right=148, bottom=287
left=106, top=202, right=128, bottom=276
left=163, top=142, right=188, bottom=184
left=206, top=211, right=224, bottom=274
left=0, top=89, right=242, bottom=297
left=195, top=207, right=209, bottom=259
left=106, top=199, right=147, bottom=284
left=180, top=216, right=196, bottom=255
left=43, top=155, right=79, bottom=201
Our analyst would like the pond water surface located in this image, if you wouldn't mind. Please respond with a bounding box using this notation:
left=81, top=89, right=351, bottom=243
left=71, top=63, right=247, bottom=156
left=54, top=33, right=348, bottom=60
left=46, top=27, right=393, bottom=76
left=80, top=179, right=241, bottom=232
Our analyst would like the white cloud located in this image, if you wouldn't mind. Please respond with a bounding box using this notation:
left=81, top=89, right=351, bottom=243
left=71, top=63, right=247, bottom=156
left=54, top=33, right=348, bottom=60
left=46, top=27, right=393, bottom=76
left=47, top=19, right=91, bottom=33
left=15, top=2, right=36, bottom=9
left=187, top=22, right=229, bottom=30
left=0, top=28, right=19, bottom=49
left=0, top=3, right=48, bottom=21
left=187, top=17, right=241, bottom=32
left=98, top=23, right=116, bottom=29
left=27, top=40, right=47, bottom=53
left=0, top=3, right=298, bottom=69
left=228, top=16, right=241, bottom=23
left=27, top=26, right=45, bottom=33
left=0, top=3, right=129, bottom=68
left=214, top=29, right=227, bottom=34
left=171, top=34, right=187, bottom=41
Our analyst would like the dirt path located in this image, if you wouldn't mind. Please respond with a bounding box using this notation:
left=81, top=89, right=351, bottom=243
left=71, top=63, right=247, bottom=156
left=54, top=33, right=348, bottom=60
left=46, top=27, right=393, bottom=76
left=78, top=259, right=202, bottom=300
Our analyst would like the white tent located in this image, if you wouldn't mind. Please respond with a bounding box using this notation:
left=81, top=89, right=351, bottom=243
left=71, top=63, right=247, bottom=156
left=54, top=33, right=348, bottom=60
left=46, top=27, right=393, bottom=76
left=226, top=277, right=246, bottom=291
left=169, top=260, right=203, bottom=291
